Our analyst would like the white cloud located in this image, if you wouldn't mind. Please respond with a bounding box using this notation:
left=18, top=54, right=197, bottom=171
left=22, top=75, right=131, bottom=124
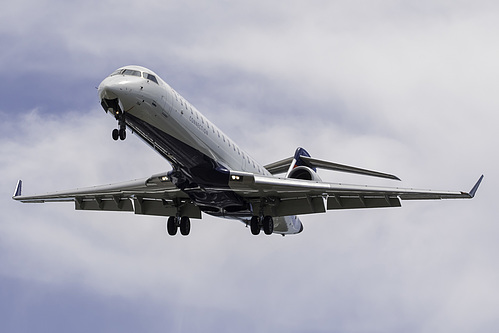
left=0, top=0, right=497, bottom=332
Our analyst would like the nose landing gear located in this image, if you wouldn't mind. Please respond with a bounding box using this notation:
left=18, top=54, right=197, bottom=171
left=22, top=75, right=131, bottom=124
left=112, top=127, right=126, bottom=141
left=101, top=99, right=127, bottom=141
left=110, top=108, right=126, bottom=141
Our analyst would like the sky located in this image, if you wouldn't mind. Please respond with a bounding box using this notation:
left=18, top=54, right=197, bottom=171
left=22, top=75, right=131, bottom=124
left=1, top=1, right=498, bottom=332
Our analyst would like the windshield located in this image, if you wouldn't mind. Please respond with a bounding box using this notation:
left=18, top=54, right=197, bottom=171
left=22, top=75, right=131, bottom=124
left=122, top=69, right=141, bottom=77
left=143, top=73, right=158, bottom=84
left=110, top=68, right=142, bottom=77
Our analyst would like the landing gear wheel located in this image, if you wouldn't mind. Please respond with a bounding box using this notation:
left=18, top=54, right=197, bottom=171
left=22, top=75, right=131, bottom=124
left=180, top=216, right=191, bottom=236
left=263, top=216, right=274, bottom=235
left=250, top=216, right=260, bottom=235
left=112, top=129, right=119, bottom=141
left=167, top=216, right=178, bottom=236
left=119, top=128, right=126, bottom=140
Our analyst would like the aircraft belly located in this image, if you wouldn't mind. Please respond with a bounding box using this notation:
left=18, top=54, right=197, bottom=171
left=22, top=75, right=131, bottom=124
left=124, top=112, right=251, bottom=211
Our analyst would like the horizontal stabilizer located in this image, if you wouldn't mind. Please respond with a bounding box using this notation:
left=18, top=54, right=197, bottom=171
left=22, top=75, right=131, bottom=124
left=264, top=155, right=400, bottom=181
left=300, top=156, right=401, bottom=181
left=264, top=157, right=294, bottom=175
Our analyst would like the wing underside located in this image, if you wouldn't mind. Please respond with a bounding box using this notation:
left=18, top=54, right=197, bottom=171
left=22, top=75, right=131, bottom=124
left=13, top=170, right=483, bottom=219
left=227, top=172, right=483, bottom=217
left=13, top=173, right=202, bottom=219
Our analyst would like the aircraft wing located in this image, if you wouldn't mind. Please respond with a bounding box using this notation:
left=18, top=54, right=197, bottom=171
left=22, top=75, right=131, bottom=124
left=13, top=170, right=483, bottom=219
left=228, top=172, right=483, bottom=216
left=12, top=173, right=202, bottom=219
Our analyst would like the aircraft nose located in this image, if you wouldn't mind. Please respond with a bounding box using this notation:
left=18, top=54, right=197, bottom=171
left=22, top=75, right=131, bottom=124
left=98, top=77, right=122, bottom=101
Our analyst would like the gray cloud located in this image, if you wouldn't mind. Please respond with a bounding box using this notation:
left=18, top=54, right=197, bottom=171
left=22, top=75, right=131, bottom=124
left=0, top=1, right=497, bottom=332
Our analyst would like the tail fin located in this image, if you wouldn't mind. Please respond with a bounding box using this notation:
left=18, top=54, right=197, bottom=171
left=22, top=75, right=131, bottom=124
left=285, top=147, right=316, bottom=177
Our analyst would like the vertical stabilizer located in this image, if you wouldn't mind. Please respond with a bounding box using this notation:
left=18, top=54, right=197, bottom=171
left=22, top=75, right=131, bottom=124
left=285, top=147, right=317, bottom=177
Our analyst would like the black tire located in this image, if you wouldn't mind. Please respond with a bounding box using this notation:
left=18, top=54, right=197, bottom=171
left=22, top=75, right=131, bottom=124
left=167, top=216, right=177, bottom=236
left=112, top=129, right=119, bottom=141
left=119, top=128, right=126, bottom=140
left=250, top=216, right=260, bottom=235
left=180, top=216, right=191, bottom=236
left=263, top=216, right=274, bottom=235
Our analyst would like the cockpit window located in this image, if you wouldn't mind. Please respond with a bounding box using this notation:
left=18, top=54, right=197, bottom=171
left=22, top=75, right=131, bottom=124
left=109, top=69, right=158, bottom=83
left=110, top=69, right=123, bottom=76
left=143, top=73, right=159, bottom=84
left=122, top=69, right=142, bottom=77
left=110, top=69, right=142, bottom=77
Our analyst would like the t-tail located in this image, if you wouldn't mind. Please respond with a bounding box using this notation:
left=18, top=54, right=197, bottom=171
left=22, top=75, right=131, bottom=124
left=272, top=147, right=401, bottom=181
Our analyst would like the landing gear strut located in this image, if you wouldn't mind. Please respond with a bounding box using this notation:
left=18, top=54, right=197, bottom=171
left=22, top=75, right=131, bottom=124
left=250, top=216, right=260, bottom=235
left=166, top=216, right=191, bottom=236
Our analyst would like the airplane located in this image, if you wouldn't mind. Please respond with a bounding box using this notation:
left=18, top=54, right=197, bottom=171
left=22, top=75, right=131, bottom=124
left=12, top=65, right=484, bottom=236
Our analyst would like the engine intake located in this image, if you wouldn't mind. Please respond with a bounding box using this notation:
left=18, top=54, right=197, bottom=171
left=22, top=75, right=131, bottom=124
left=287, top=166, right=322, bottom=181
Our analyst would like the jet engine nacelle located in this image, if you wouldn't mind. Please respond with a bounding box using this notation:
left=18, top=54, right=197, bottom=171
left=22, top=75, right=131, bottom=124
left=287, top=166, right=322, bottom=182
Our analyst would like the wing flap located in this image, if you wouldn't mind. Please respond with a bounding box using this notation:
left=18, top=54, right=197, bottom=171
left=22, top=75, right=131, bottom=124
left=133, top=197, right=201, bottom=218
left=75, top=197, right=134, bottom=212
left=250, top=196, right=327, bottom=217
left=327, top=195, right=401, bottom=210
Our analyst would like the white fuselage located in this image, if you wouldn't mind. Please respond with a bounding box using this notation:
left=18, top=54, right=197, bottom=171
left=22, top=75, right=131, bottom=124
left=98, top=65, right=302, bottom=234
left=99, top=67, right=267, bottom=175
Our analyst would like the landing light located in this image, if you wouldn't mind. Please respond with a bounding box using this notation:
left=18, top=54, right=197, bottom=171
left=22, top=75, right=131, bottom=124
left=161, top=176, right=169, bottom=182
left=231, top=175, right=242, bottom=181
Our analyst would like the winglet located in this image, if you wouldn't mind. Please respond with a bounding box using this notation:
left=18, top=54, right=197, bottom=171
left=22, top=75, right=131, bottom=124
left=13, top=180, right=23, bottom=198
left=469, top=175, right=484, bottom=198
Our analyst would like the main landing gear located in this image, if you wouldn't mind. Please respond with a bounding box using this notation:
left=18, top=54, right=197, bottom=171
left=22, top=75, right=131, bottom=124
left=166, top=216, right=191, bottom=236
left=250, top=216, right=274, bottom=236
